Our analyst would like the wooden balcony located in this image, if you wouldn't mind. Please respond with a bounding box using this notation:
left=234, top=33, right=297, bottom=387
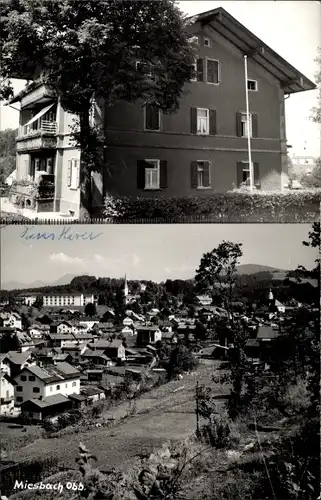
left=16, top=135, right=57, bottom=152
left=19, top=119, right=57, bottom=139
left=21, top=84, right=54, bottom=107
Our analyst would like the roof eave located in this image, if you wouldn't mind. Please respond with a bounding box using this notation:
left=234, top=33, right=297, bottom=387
left=190, top=7, right=316, bottom=95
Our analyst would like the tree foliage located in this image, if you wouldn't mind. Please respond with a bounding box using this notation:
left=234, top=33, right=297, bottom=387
left=0, top=128, right=17, bottom=184
left=0, top=0, right=195, bottom=216
left=195, top=241, right=243, bottom=320
left=311, top=47, right=321, bottom=124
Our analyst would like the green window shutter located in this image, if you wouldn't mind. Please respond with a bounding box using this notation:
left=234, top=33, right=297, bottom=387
left=67, top=160, right=72, bottom=187
left=137, top=160, right=146, bottom=189
left=160, top=160, right=167, bottom=189
left=196, top=58, right=204, bottom=82
left=209, top=109, right=217, bottom=135
left=191, top=161, right=198, bottom=188
left=254, top=162, right=260, bottom=187
left=190, top=107, right=197, bottom=134
left=203, top=162, right=211, bottom=187
left=236, top=162, right=243, bottom=186
left=236, top=113, right=242, bottom=137
left=252, top=113, right=258, bottom=138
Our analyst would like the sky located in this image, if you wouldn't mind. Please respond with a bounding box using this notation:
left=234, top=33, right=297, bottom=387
left=0, top=1, right=320, bottom=157
left=0, top=224, right=318, bottom=287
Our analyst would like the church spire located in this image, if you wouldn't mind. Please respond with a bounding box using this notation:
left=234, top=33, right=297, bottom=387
left=268, top=288, right=274, bottom=301
left=124, top=274, right=128, bottom=297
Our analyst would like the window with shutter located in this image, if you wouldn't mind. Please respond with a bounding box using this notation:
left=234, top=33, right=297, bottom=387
left=75, top=160, right=80, bottom=188
left=252, top=113, right=258, bottom=138
left=238, top=112, right=252, bottom=138
left=190, top=108, right=197, bottom=134
left=190, top=59, right=197, bottom=81
left=144, top=159, right=160, bottom=189
left=196, top=108, right=209, bottom=135
left=196, top=161, right=211, bottom=188
left=254, top=162, right=260, bottom=187
left=191, top=161, right=198, bottom=188
left=67, top=160, right=72, bottom=187
left=144, top=105, right=160, bottom=131
left=196, top=58, right=204, bottom=82
left=160, top=160, right=167, bottom=189
left=206, top=59, right=219, bottom=84
left=209, top=109, right=217, bottom=135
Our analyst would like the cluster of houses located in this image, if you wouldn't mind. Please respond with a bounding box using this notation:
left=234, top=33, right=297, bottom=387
left=0, top=286, right=310, bottom=423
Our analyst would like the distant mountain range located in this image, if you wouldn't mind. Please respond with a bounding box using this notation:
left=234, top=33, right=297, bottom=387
left=1, top=273, right=83, bottom=291
left=1, top=265, right=286, bottom=291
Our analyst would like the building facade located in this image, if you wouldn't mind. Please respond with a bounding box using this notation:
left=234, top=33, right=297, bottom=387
left=13, top=362, right=80, bottom=406
left=43, top=293, right=95, bottom=307
left=9, top=7, right=315, bottom=215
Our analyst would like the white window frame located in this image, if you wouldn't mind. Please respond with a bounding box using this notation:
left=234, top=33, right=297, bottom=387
left=206, top=58, right=220, bottom=85
left=196, top=108, right=209, bottom=135
left=241, top=160, right=254, bottom=186
left=144, top=105, right=161, bottom=131
left=68, top=158, right=80, bottom=190
left=196, top=160, right=211, bottom=189
left=247, top=79, right=258, bottom=91
left=240, top=112, right=252, bottom=138
left=144, top=159, right=160, bottom=190
left=190, top=58, right=197, bottom=82
left=204, top=37, right=212, bottom=47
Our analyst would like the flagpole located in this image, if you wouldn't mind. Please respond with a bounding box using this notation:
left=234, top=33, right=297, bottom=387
left=244, top=55, right=253, bottom=191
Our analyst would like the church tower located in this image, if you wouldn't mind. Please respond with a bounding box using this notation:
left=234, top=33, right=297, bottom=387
left=124, top=274, right=129, bottom=297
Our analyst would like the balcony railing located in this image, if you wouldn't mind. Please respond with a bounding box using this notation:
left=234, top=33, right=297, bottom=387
left=21, top=119, right=57, bottom=137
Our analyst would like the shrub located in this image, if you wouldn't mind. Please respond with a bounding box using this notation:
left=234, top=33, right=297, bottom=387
left=198, top=415, right=231, bottom=449
left=103, top=191, right=320, bottom=222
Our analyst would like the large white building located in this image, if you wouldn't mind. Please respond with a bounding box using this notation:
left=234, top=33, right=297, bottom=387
left=13, top=362, right=80, bottom=406
left=43, top=293, right=96, bottom=307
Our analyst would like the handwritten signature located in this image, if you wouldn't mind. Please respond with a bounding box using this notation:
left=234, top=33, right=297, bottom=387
left=20, top=226, right=103, bottom=241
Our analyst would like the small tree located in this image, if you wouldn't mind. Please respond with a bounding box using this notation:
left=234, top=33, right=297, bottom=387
left=84, top=302, right=97, bottom=317
left=167, top=345, right=197, bottom=380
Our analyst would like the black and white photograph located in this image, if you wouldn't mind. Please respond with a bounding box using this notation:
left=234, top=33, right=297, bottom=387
left=0, top=0, right=320, bottom=222
left=0, top=222, right=320, bottom=499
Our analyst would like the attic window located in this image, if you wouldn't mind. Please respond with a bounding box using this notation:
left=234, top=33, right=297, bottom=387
left=247, top=79, right=258, bottom=91
left=204, top=37, right=212, bottom=47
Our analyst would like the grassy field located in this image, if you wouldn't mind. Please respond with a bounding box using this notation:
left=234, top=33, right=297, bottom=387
left=7, top=363, right=227, bottom=471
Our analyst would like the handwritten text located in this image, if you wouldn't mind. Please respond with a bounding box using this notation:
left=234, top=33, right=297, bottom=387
left=20, top=226, right=103, bottom=242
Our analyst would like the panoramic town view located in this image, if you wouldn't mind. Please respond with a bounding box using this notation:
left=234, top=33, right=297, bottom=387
left=0, top=223, right=319, bottom=499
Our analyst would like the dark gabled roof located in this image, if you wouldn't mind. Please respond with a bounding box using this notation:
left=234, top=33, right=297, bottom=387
left=136, top=326, right=159, bottom=332
left=257, top=325, right=279, bottom=340
left=17, top=362, right=80, bottom=383
left=189, top=7, right=316, bottom=94
left=81, top=386, right=105, bottom=397
left=21, top=393, right=70, bottom=409
left=6, top=351, right=34, bottom=365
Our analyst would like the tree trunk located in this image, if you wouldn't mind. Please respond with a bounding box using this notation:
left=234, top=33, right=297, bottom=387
left=79, top=106, right=93, bottom=220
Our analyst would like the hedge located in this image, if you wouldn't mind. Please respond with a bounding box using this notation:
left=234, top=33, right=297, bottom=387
left=0, top=211, right=30, bottom=222
left=103, top=190, right=321, bottom=222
